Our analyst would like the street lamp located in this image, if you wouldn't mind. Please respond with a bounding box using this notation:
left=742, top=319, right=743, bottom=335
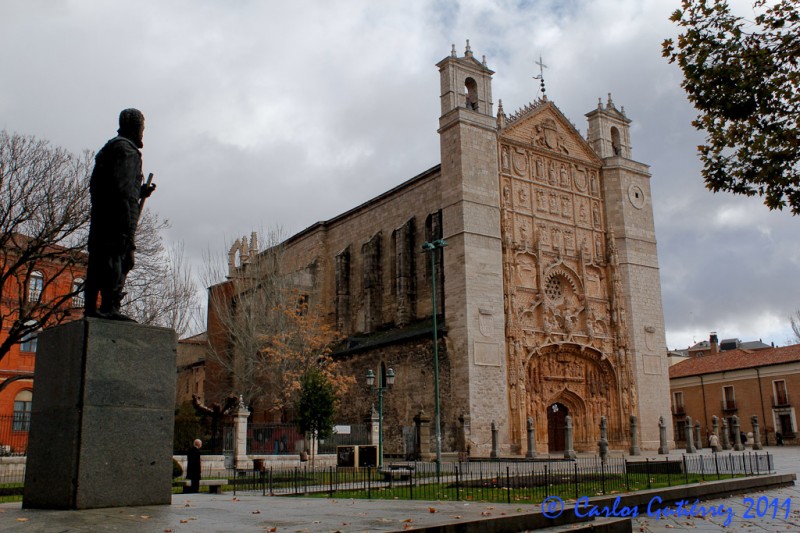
left=422, top=238, right=447, bottom=475
left=366, top=366, right=395, bottom=468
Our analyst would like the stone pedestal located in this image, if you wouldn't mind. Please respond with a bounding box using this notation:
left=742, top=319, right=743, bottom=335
left=23, top=318, right=176, bottom=509
left=234, top=397, right=251, bottom=469
left=414, top=411, right=432, bottom=461
left=658, top=416, right=669, bottom=455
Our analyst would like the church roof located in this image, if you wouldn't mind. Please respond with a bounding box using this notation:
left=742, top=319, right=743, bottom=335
left=669, top=343, right=800, bottom=378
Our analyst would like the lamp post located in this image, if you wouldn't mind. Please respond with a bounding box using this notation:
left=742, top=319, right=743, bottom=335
left=366, top=366, right=395, bottom=468
left=422, top=238, right=447, bottom=475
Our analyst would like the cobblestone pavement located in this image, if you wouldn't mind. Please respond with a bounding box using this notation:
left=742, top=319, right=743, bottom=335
left=629, top=446, right=800, bottom=532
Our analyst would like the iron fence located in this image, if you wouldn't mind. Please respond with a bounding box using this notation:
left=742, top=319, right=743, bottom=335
left=317, top=424, right=371, bottom=454
left=229, top=452, right=775, bottom=502
left=0, top=415, right=28, bottom=456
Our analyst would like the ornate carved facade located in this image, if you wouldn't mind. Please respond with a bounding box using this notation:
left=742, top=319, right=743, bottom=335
left=498, top=102, right=640, bottom=450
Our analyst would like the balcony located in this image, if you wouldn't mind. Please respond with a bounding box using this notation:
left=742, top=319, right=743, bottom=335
left=721, top=399, right=737, bottom=412
left=672, top=405, right=685, bottom=416
left=773, top=395, right=791, bottom=408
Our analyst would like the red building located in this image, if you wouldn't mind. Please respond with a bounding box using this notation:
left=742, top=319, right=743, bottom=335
left=0, top=234, right=86, bottom=453
left=670, top=343, right=800, bottom=447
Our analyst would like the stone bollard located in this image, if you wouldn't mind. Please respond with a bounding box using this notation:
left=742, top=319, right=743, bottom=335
left=234, top=395, right=251, bottom=469
left=564, top=415, right=576, bottom=459
left=722, top=417, right=731, bottom=451
left=695, top=421, right=703, bottom=450
left=490, top=420, right=498, bottom=459
left=629, top=415, right=641, bottom=456
left=752, top=416, right=763, bottom=450
left=685, top=416, right=696, bottom=453
left=732, top=415, right=744, bottom=451
left=526, top=417, right=536, bottom=458
left=598, top=416, right=609, bottom=463
left=658, top=416, right=669, bottom=455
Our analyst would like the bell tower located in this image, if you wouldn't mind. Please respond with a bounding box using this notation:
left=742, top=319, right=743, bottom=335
left=587, top=95, right=674, bottom=451
left=436, top=41, right=509, bottom=456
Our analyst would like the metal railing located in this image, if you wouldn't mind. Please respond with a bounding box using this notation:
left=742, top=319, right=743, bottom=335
left=0, top=415, right=28, bottom=456
left=228, top=452, right=774, bottom=502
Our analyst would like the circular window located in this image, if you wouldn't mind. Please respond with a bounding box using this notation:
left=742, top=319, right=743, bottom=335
left=545, top=276, right=563, bottom=301
left=628, top=184, right=646, bottom=209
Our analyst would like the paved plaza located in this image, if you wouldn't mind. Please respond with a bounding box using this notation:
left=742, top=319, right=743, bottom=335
left=1, top=446, right=797, bottom=532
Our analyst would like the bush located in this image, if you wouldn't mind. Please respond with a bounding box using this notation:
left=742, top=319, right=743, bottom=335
left=172, top=457, right=184, bottom=479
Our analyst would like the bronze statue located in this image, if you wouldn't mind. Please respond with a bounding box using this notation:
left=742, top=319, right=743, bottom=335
left=84, top=108, right=156, bottom=320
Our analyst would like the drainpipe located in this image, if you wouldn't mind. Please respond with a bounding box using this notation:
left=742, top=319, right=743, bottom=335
left=700, top=375, right=709, bottom=447
left=756, top=367, right=768, bottom=445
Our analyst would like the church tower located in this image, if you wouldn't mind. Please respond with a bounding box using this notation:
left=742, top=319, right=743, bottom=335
left=436, top=42, right=510, bottom=455
left=587, top=95, right=674, bottom=449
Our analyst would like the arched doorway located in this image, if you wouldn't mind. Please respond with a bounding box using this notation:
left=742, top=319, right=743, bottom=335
left=547, top=402, right=568, bottom=452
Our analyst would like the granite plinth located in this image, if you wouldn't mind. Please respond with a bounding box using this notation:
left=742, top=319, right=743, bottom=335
left=23, top=318, right=177, bottom=509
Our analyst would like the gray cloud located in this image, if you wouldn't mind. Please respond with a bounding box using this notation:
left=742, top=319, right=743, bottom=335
left=2, top=0, right=796, bottom=347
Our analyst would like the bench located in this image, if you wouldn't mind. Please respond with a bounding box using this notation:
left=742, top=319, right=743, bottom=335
left=381, top=463, right=415, bottom=481
left=184, top=479, right=228, bottom=494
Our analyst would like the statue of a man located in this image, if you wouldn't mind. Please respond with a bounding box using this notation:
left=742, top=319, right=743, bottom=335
left=84, top=108, right=155, bottom=320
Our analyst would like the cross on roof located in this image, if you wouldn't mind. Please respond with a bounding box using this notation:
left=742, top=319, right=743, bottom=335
left=533, top=54, right=547, bottom=99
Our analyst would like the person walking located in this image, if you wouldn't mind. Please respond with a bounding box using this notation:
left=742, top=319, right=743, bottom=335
left=185, top=439, right=202, bottom=493
left=709, top=433, right=719, bottom=452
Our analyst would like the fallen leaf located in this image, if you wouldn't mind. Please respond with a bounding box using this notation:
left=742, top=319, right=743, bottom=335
left=252, top=510, right=261, bottom=514
left=428, top=507, right=437, bottom=513
left=403, top=525, right=413, bottom=531
left=452, top=515, right=463, bottom=519
left=164, top=530, right=174, bottom=532
left=267, top=527, right=277, bottom=532
left=402, top=518, right=414, bottom=523
left=481, top=511, right=492, bottom=516
left=180, top=520, right=189, bottom=524
left=140, top=515, right=150, bottom=520
left=16, top=518, right=28, bottom=522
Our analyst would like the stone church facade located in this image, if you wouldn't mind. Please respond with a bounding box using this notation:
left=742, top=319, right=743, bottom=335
left=212, top=43, right=673, bottom=456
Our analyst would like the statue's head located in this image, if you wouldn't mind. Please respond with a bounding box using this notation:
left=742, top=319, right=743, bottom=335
left=118, top=108, right=145, bottom=148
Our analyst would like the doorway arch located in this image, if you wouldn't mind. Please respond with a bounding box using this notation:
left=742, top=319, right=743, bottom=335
left=547, top=402, right=568, bottom=452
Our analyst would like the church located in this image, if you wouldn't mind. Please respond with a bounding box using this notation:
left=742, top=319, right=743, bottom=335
left=211, top=42, right=674, bottom=457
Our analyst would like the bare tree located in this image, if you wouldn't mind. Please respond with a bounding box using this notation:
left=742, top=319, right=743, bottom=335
left=203, top=232, right=351, bottom=419
left=0, top=130, right=199, bottom=397
left=0, top=130, right=91, bottom=366
left=122, top=212, right=201, bottom=338
left=790, top=310, right=800, bottom=344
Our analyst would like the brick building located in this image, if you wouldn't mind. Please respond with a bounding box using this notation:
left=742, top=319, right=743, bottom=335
left=0, top=234, right=86, bottom=453
left=670, top=343, right=800, bottom=447
left=206, top=43, right=673, bottom=456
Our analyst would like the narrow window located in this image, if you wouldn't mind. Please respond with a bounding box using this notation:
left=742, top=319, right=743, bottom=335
left=774, top=380, right=789, bottom=406
left=672, top=391, right=684, bottom=414
left=72, top=277, right=85, bottom=308
left=13, top=390, right=32, bottom=431
left=28, top=271, right=43, bottom=302
left=465, top=77, right=479, bottom=111
left=722, top=386, right=735, bottom=411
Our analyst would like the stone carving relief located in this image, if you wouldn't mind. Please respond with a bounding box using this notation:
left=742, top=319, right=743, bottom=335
left=536, top=189, right=546, bottom=211
left=513, top=148, right=528, bottom=176
left=573, top=167, right=588, bottom=192
left=501, top=146, right=510, bottom=172
left=560, top=164, right=570, bottom=188
left=533, top=118, right=568, bottom=154
left=502, top=181, right=511, bottom=207
left=535, top=157, right=544, bottom=181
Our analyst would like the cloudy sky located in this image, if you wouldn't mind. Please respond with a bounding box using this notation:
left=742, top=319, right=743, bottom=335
left=2, top=0, right=797, bottom=349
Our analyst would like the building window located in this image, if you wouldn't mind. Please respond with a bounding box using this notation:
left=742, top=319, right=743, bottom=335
left=774, top=380, right=789, bottom=406
left=28, top=271, right=43, bottom=302
left=19, top=331, right=38, bottom=353
left=72, top=278, right=85, bottom=308
left=672, top=391, right=685, bottom=415
left=722, top=386, right=736, bottom=411
left=13, top=390, right=32, bottom=431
